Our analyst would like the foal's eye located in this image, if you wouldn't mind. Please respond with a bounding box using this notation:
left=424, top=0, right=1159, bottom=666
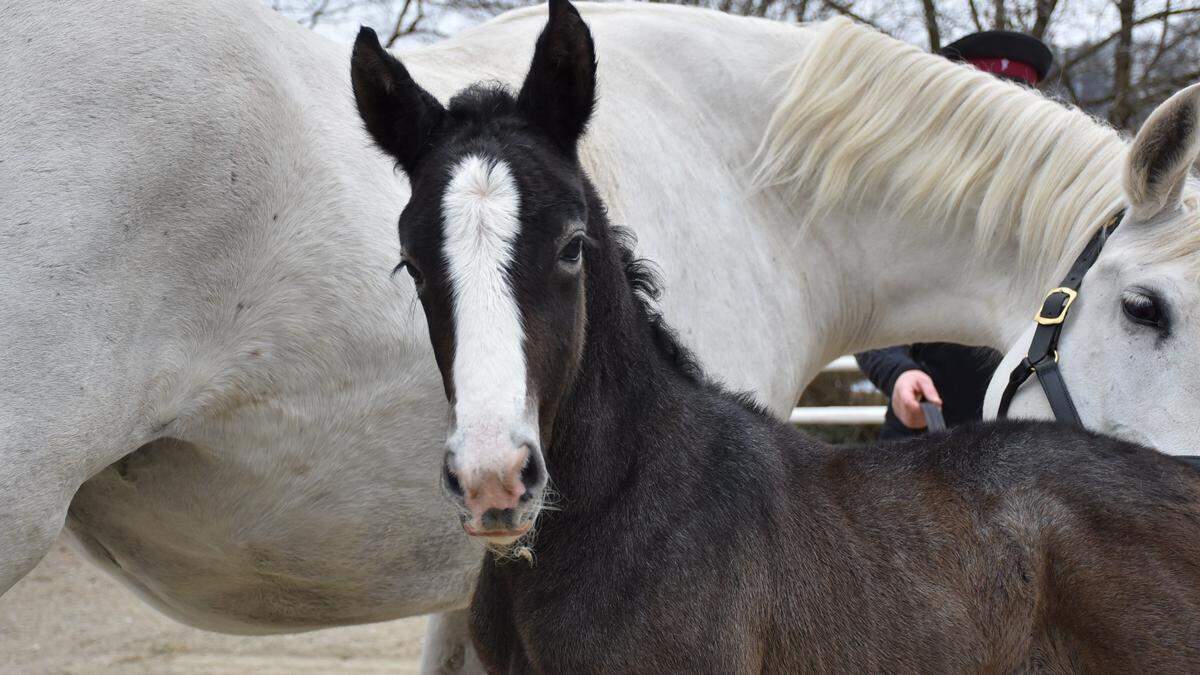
left=1121, top=289, right=1165, bottom=330
left=559, top=236, right=584, bottom=264
left=394, top=260, right=424, bottom=287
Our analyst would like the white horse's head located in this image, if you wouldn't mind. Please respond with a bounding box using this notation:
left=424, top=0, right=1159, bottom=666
left=993, top=83, right=1200, bottom=455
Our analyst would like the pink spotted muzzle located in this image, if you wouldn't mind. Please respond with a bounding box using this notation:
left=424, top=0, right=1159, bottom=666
left=442, top=440, right=547, bottom=544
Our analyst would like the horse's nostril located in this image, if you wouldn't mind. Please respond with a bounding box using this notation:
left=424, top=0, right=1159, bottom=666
left=481, top=508, right=515, bottom=530
left=443, top=460, right=464, bottom=497
left=520, top=454, right=543, bottom=492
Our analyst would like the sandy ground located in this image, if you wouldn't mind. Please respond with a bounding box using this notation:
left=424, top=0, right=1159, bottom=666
left=0, top=538, right=427, bottom=674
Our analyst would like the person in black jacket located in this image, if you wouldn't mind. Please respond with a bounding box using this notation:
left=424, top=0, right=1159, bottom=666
left=856, top=30, right=1052, bottom=440
left=856, top=345, right=1003, bottom=439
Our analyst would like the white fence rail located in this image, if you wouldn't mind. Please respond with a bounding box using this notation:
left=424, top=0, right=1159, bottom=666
left=790, top=356, right=886, bottom=426
left=821, top=355, right=861, bottom=373
left=789, top=405, right=887, bottom=425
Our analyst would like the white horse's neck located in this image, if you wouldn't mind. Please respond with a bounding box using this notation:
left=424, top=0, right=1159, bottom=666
left=756, top=17, right=1129, bottom=374
left=791, top=191, right=1121, bottom=368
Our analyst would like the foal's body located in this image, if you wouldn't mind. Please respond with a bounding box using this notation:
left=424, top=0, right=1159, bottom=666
left=351, top=4, right=1200, bottom=670
left=477, top=374, right=1200, bottom=671
left=462, top=164, right=1200, bottom=674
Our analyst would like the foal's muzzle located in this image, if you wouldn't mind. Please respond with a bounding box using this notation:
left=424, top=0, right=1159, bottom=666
left=443, top=442, right=546, bottom=543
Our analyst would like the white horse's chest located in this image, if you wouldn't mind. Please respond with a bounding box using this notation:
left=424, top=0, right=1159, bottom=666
left=67, top=305, right=485, bottom=629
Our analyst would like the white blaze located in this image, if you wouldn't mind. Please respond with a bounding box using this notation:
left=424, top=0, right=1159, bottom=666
left=442, top=155, right=533, bottom=480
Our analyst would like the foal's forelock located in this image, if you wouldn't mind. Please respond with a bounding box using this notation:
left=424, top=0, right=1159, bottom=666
left=442, top=155, right=539, bottom=481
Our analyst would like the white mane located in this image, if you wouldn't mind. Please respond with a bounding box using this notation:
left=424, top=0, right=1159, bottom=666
left=753, top=17, right=1129, bottom=276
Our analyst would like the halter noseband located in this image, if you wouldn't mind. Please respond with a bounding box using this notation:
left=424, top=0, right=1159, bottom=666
left=996, top=209, right=1125, bottom=425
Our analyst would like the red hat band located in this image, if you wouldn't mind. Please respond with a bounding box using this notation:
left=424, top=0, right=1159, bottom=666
left=966, top=57, right=1040, bottom=86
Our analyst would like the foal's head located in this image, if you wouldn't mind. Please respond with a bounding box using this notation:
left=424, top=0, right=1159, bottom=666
left=352, top=0, right=596, bottom=544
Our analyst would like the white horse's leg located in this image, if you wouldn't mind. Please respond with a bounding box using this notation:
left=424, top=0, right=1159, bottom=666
left=0, top=404, right=147, bottom=596
left=0, top=407, right=135, bottom=594
left=0, top=245, right=143, bottom=595
left=0, top=459, right=71, bottom=593
left=0, top=304, right=160, bottom=597
left=420, top=609, right=486, bottom=674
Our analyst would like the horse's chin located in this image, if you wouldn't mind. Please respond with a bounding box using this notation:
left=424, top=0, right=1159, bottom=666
left=483, top=533, right=525, bottom=546
left=464, top=521, right=533, bottom=546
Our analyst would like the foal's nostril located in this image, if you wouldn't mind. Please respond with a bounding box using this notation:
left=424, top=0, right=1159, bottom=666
left=481, top=508, right=516, bottom=530
left=519, top=453, right=544, bottom=494
left=443, top=460, right=464, bottom=497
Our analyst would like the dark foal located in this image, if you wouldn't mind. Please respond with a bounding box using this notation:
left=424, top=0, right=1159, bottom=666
left=352, top=2, right=1200, bottom=671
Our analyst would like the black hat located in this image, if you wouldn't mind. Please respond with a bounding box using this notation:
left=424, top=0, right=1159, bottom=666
left=938, top=31, right=1054, bottom=85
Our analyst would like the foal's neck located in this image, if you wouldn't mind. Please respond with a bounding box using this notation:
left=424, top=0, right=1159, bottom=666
left=547, top=220, right=713, bottom=514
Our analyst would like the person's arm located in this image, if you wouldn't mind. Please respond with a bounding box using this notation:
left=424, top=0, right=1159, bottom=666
left=854, top=346, right=921, bottom=396
left=855, top=347, right=942, bottom=429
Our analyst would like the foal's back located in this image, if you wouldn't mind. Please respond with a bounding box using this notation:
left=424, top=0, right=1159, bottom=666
left=768, top=420, right=1200, bottom=672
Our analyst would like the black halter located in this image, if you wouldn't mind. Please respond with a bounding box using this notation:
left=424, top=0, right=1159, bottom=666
left=996, top=210, right=1124, bottom=424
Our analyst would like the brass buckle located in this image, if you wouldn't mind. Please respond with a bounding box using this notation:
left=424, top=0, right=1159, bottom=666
left=1035, top=288, right=1077, bottom=326
left=1029, top=350, right=1059, bottom=370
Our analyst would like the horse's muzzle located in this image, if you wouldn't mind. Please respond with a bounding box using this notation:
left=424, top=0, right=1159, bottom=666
left=442, top=442, right=545, bottom=541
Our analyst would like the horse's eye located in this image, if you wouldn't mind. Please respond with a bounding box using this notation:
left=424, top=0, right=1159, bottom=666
left=559, top=236, right=584, bottom=264
left=394, top=260, right=424, bottom=287
left=1121, top=289, right=1164, bottom=329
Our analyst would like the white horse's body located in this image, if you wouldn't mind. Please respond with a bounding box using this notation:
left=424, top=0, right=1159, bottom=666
left=0, top=1, right=814, bottom=630
left=4, top=0, right=1200, bottom=646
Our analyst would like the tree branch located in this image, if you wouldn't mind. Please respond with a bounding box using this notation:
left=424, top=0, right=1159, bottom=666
left=1032, top=0, right=1058, bottom=40
left=1143, top=0, right=1177, bottom=76
left=1064, top=7, right=1200, bottom=71
left=1108, top=0, right=1135, bottom=127
left=385, top=0, right=421, bottom=47
left=966, top=0, right=985, bottom=32
left=820, top=0, right=884, bottom=31
left=920, top=0, right=941, bottom=51
left=306, top=0, right=332, bottom=28
left=1057, top=59, right=1083, bottom=107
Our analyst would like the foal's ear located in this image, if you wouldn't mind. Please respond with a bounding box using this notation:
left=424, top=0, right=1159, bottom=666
left=1125, top=82, right=1200, bottom=221
left=516, top=0, right=596, bottom=153
left=351, top=26, right=446, bottom=175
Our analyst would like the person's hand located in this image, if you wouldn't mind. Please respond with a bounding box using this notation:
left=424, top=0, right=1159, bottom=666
left=891, top=370, right=942, bottom=429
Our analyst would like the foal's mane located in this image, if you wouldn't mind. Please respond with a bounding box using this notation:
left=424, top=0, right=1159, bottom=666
left=610, top=226, right=773, bottom=416
left=610, top=226, right=705, bottom=383
left=753, top=17, right=1129, bottom=275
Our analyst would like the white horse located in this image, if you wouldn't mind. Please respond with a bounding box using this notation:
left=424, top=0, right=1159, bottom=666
left=4, top=0, right=1200, bottom=667
left=0, top=0, right=815, bottom=633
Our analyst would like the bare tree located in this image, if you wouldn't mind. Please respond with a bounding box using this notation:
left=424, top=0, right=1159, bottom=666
left=270, top=0, right=468, bottom=42
left=382, top=0, right=427, bottom=45
left=1031, top=0, right=1056, bottom=39
left=1055, top=3, right=1200, bottom=127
